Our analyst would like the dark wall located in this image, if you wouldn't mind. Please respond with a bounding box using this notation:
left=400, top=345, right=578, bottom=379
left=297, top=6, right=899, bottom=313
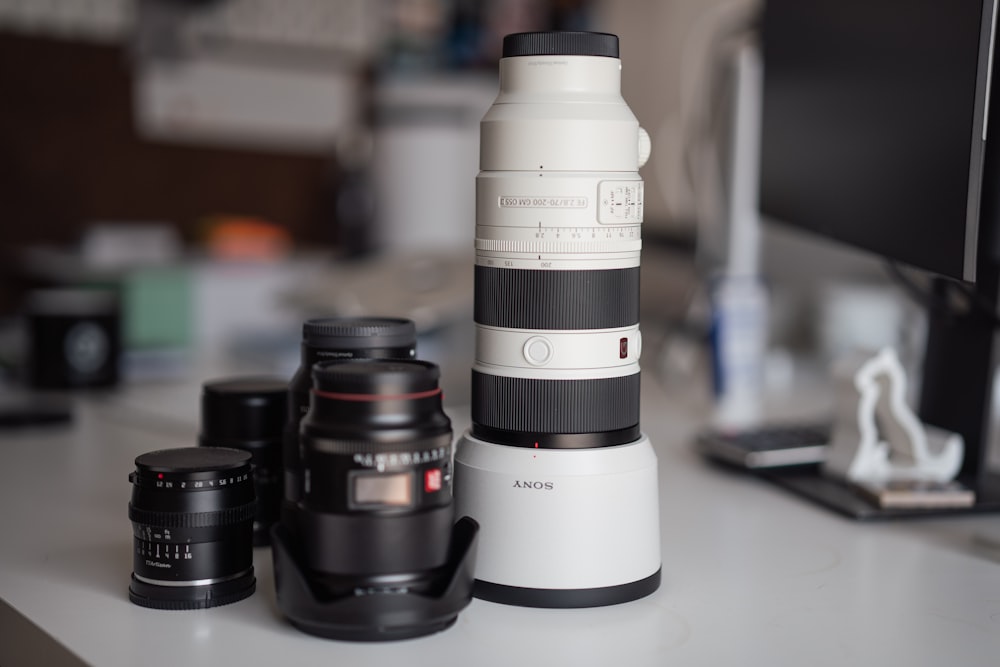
left=0, top=32, right=336, bottom=251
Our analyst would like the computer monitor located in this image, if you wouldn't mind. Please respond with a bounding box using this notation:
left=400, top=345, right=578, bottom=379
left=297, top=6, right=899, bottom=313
left=758, top=0, right=1000, bottom=512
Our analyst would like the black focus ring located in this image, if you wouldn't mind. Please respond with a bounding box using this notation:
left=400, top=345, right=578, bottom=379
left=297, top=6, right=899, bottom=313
left=471, top=371, right=640, bottom=436
left=128, top=502, right=256, bottom=529
left=475, top=266, right=639, bottom=330
left=503, top=32, right=619, bottom=59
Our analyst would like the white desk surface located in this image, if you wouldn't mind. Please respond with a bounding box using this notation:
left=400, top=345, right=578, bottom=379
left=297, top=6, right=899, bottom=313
left=2, top=373, right=1000, bottom=667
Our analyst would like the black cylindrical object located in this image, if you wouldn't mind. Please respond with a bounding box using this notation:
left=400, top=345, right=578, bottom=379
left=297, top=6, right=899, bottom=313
left=26, top=288, right=120, bottom=389
left=283, top=318, right=417, bottom=524
left=128, top=447, right=256, bottom=610
left=502, top=31, right=620, bottom=58
left=199, top=377, right=287, bottom=546
left=273, top=358, right=476, bottom=641
left=298, top=359, right=453, bottom=584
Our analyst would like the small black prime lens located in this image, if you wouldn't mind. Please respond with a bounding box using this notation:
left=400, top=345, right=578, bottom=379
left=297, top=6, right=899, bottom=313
left=128, top=447, right=256, bottom=610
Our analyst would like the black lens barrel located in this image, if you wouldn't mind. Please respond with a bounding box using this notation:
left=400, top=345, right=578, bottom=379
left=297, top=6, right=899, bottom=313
left=284, top=318, right=418, bottom=521
left=274, top=357, right=477, bottom=641
left=298, top=360, right=453, bottom=574
left=304, top=360, right=450, bottom=443
left=128, top=447, right=256, bottom=610
left=474, top=266, right=640, bottom=330
left=471, top=371, right=641, bottom=448
left=199, top=377, right=286, bottom=546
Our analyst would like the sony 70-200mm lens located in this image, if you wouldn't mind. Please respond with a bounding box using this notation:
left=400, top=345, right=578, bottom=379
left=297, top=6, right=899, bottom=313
left=128, top=447, right=256, bottom=610
left=471, top=31, right=646, bottom=449
left=454, top=31, right=661, bottom=609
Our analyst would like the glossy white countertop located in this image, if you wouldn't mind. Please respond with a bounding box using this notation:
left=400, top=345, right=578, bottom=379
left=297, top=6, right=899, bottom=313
left=2, top=374, right=1000, bottom=666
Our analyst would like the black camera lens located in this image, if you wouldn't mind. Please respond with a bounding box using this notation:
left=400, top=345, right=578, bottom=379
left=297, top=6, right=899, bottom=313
left=299, top=359, right=453, bottom=581
left=128, top=447, right=256, bottom=610
left=199, top=377, right=286, bottom=546
left=283, top=318, right=417, bottom=524
left=272, top=358, right=478, bottom=641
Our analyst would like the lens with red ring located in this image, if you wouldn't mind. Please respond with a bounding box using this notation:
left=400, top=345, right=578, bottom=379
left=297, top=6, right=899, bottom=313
left=295, top=359, right=454, bottom=586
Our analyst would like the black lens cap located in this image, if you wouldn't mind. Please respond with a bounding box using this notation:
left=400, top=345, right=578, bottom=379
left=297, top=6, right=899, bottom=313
left=199, top=377, right=287, bottom=448
left=134, top=446, right=252, bottom=476
left=502, top=31, right=619, bottom=59
left=303, top=318, right=416, bottom=350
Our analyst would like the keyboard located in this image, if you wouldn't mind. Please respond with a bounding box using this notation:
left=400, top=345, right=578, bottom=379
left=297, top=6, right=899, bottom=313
left=696, top=423, right=831, bottom=469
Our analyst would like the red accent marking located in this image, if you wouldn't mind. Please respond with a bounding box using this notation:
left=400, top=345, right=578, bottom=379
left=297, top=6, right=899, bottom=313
left=312, top=387, right=442, bottom=402
left=619, top=337, right=628, bottom=359
left=534, top=442, right=539, bottom=448
left=157, top=473, right=164, bottom=480
left=424, top=468, right=442, bottom=493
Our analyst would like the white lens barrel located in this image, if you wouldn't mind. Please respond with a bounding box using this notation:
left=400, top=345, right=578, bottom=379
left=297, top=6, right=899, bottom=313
left=476, top=171, right=642, bottom=271
left=475, top=325, right=640, bottom=375
left=481, top=56, right=641, bottom=172
left=458, top=31, right=661, bottom=609
left=472, top=34, right=645, bottom=450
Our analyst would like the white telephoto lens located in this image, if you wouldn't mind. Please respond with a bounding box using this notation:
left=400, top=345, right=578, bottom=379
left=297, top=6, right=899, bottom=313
left=472, top=31, right=649, bottom=449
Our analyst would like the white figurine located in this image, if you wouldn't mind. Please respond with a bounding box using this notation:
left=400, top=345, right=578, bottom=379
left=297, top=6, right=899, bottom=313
left=822, top=347, right=964, bottom=484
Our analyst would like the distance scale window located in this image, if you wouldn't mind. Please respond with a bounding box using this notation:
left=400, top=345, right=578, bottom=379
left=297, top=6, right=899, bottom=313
left=348, top=467, right=445, bottom=509
left=598, top=181, right=643, bottom=224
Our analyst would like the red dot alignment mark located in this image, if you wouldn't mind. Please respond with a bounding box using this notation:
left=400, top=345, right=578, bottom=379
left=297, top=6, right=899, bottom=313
left=157, top=473, right=164, bottom=480
left=533, top=441, right=538, bottom=459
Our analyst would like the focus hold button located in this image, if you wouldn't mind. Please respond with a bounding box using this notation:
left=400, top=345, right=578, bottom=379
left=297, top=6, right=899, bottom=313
left=523, top=336, right=553, bottom=366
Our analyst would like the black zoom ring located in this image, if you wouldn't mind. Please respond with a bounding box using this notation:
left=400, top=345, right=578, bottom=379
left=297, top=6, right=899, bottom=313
left=475, top=266, right=639, bottom=330
left=128, top=502, right=256, bottom=529
left=472, top=372, right=640, bottom=434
